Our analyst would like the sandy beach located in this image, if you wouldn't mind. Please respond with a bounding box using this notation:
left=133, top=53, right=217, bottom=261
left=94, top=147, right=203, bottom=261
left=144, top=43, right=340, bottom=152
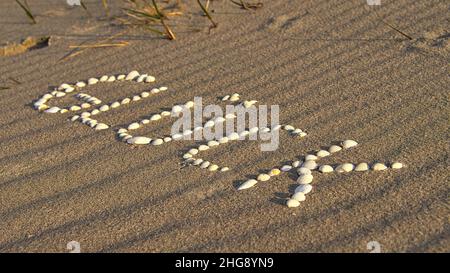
left=0, top=0, right=448, bottom=252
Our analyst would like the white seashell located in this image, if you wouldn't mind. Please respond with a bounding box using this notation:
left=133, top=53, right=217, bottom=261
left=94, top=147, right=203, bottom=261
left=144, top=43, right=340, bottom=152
left=336, top=163, right=354, bottom=173
left=238, top=179, right=257, bottom=190
left=292, top=192, right=306, bottom=202
left=126, top=70, right=140, bottom=81
left=182, top=130, right=192, bottom=136
left=218, top=137, right=229, bottom=144
left=229, top=94, right=240, bottom=102
left=297, top=174, right=313, bottom=184
left=145, top=75, right=155, bottom=82
left=128, top=122, right=140, bottom=130
left=136, top=74, right=147, bottom=83
left=161, top=111, right=171, bottom=117
left=51, top=90, right=58, bottom=96
left=69, top=105, right=81, bottom=111
left=284, top=125, right=295, bottom=131
left=317, top=150, right=331, bottom=158
left=60, top=109, right=69, bottom=114
left=297, top=167, right=312, bottom=175
left=187, top=148, right=199, bottom=155
left=55, top=91, right=66, bottom=98
left=107, top=75, right=116, bottom=82
left=91, top=109, right=100, bottom=115
left=372, top=163, right=387, bottom=171
left=221, top=95, right=230, bottom=101
left=172, top=133, right=183, bottom=140
left=207, top=140, right=219, bottom=147
left=200, top=161, right=210, bottom=169
left=220, top=167, right=230, bottom=172
left=249, top=127, right=259, bottom=134
left=193, top=158, right=203, bottom=165
left=150, top=114, right=161, bottom=121
left=117, top=128, right=128, bottom=133
left=281, top=165, right=292, bottom=172
left=239, top=130, right=249, bottom=138
left=141, top=91, right=150, bottom=98
left=152, top=139, right=164, bottom=146
left=159, top=86, right=168, bottom=91
left=127, top=136, right=151, bottom=145
left=70, top=115, right=80, bottom=121
left=215, top=117, right=226, bottom=123
left=45, top=107, right=61, bottom=113
left=391, top=162, right=403, bottom=169
left=185, top=101, right=194, bottom=108
left=80, top=112, right=91, bottom=118
left=295, top=184, right=313, bottom=195
left=257, top=173, right=271, bottom=182
left=81, top=103, right=91, bottom=109
left=198, top=145, right=209, bottom=151
left=228, top=132, right=240, bottom=140
left=319, top=165, right=334, bottom=173
left=117, top=74, right=126, bottom=80
left=99, top=105, right=109, bottom=112
left=286, top=199, right=300, bottom=208
left=36, top=104, right=49, bottom=111
left=292, top=160, right=301, bottom=168
left=305, top=154, right=318, bottom=161
left=92, top=99, right=102, bottom=105
left=75, top=81, right=86, bottom=88
left=95, top=123, right=109, bottom=130
left=42, top=93, right=53, bottom=99
left=243, top=100, right=257, bottom=108
left=132, top=96, right=141, bottom=101
left=88, top=120, right=98, bottom=127
left=64, top=86, right=75, bottom=93
left=81, top=118, right=91, bottom=124
left=208, top=164, right=219, bottom=171
left=260, top=127, right=271, bottom=133
left=355, top=163, right=369, bottom=171
left=150, top=88, right=160, bottom=94
left=204, top=120, right=215, bottom=128
left=122, top=135, right=132, bottom=142
left=183, top=153, right=192, bottom=159
left=88, top=78, right=99, bottom=85
left=121, top=98, right=131, bottom=104
left=59, top=83, right=71, bottom=90
left=329, top=145, right=342, bottom=153
left=118, top=133, right=129, bottom=139
left=342, top=140, right=358, bottom=149
left=172, top=105, right=183, bottom=113
left=110, top=101, right=120, bottom=108
left=269, top=168, right=281, bottom=176
left=302, top=160, right=318, bottom=170
left=141, top=119, right=150, bottom=124
left=163, top=137, right=172, bottom=142
left=100, top=75, right=108, bottom=82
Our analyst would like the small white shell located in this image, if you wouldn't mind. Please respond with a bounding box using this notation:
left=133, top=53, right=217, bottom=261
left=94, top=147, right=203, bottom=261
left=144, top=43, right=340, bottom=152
left=220, top=167, right=230, bottom=172
left=45, top=107, right=61, bottom=113
left=229, top=94, right=240, bottom=102
left=286, top=199, right=300, bottom=208
left=391, top=162, right=403, bottom=169
left=128, top=122, right=140, bottom=130
left=316, top=150, right=331, bottom=158
left=372, top=163, right=387, bottom=171
left=342, top=140, right=358, bottom=149
left=200, top=161, right=210, bottom=169
left=91, top=109, right=100, bottom=115
left=305, top=154, right=318, bottom=161
left=151, top=138, right=164, bottom=146
left=204, top=120, right=215, bottom=128
left=95, top=123, right=109, bottom=130
left=257, top=173, right=271, bottom=182
left=183, top=153, right=192, bottom=159
left=297, top=174, right=313, bottom=184
left=159, top=86, right=168, bottom=91
left=70, top=115, right=80, bottom=122
left=56, top=91, right=67, bottom=97
left=88, top=78, right=99, bottom=85
left=302, top=160, right=318, bottom=170
left=161, top=111, right=171, bottom=117
left=100, top=75, right=108, bottom=82
left=218, top=137, right=229, bottom=144
left=355, top=163, right=369, bottom=171
left=292, top=160, right=302, bottom=168
left=172, top=134, right=183, bottom=140
left=207, top=140, right=219, bottom=147
left=297, top=167, right=311, bottom=175
left=60, top=109, right=69, bottom=114
left=150, top=88, right=160, bottom=94
left=107, top=75, right=116, bottom=82
left=81, top=103, right=91, bottom=109
left=117, top=74, right=126, bottom=80
left=141, top=91, right=150, bottom=98
left=329, top=145, right=342, bottom=153
left=238, top=179, right=257, bottom=190
left=132, top=96, right=141, bottom=101
left=284, top=125, right=295, bottom=131
left=76, top=81, right=86, bottom=88
left=163, top=137, right=172, bottom=142
left=291, top=192, right=306, bottom=202
left=193, top=158, right=203, bottom=165
left=188, top=148, right=199, bottom=155
left=69, top=105, right=81, bottom=111
left=281, top=165, right=292, bottom=172
left=208, top=164, right=219, bottom=171
left=228, top=132, right=240, bottom=140
left=319, top=165, right=334, bottom=173
left=80, top=112, right=91, bottom=118
left=111, top=101, right=121, bottom=108
left=126, top=70, right=140, bottom=81
left=336, top=163, right=354, bottom=173
left=127, top=136, right=151, bottom=145
left=295, top=184, right=313, bottom=195
left=59, top=83, right=71, bottom=90
left=221, top=95, right=230, bottom=101
left=121, top=98, right=131, bottom=104
left=172, top=105, right=183, bottom=113
left=136, top=74, right=147, bottom=83
left=198, top=145, right=209, bottom=151
left=185, top=101, right=194, bottom=108
left=117, top=128, right=128, bottom=133
left=150, top=114, right=161, bottom=121
left=145, top=75, right=155, bottom=82
left=99, top=105, right=110, bottom=112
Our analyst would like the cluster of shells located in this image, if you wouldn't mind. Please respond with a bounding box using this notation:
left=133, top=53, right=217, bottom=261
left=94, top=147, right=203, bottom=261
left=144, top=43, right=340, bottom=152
left=237, top=139, right=404, bottom=208
left=182, top=124, right=307, bottom=172
left=33, top=70, right=162, bottom=131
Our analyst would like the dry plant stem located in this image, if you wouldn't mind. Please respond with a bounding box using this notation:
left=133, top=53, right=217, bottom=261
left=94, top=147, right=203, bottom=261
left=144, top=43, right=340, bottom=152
left=197, top=0, right=218, bottom=28
left=15, top=0, right=36, bottom=24
left=68, top=42, right=129, bottom=49
left=151, top=0, right=176, bottom=40
left=102, top=0, right=110, bottom=17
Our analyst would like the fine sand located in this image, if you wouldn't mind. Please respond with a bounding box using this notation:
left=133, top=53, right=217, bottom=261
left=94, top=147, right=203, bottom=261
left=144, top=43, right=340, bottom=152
left=0, top=0, right=448, bottom=252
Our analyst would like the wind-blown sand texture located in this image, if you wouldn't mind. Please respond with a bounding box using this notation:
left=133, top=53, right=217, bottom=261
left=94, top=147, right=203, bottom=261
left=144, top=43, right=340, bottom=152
left=0, top=0, right=448, bottom=252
